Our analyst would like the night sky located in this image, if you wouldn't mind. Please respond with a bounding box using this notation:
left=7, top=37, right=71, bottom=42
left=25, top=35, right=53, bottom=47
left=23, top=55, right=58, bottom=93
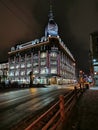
left=0, top=0, right=98, bottom=74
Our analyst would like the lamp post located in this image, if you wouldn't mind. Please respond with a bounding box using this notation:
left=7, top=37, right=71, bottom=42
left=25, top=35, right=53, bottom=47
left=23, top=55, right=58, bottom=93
left=45, top=67, right=49, bottom=84
left=29, top=71, right=35, bottom=87
left=79, top=70, right=84, bottom=88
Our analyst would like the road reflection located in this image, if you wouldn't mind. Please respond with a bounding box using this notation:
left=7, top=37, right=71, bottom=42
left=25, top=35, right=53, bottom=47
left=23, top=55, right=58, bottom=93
left=0, top=85, right=73, bottom=129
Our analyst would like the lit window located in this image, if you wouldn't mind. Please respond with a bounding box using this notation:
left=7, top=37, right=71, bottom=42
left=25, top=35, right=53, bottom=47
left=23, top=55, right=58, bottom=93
left=10, top=72, right=14, bottom=76
left=33, top=68, right=39, bottom=74
left=15, top=78, right=19, bottom=81
left=51, top=61, right=57, bottom=65
left=94, top=66, right=98, bottom=72
left=40, top=68, right=46, bottom=74
left=0, top=70, right=3, bottom=75
left=41, top=52, right=46, bottom=58
left=51, top=68, right=57, bottom=73
left=21, top=71, right=25, bottom=75
left=27, top=69, right=32, bottom=75
left=21, top=64, right=25, bottom=68
left=33, top=62, right=38, bottom=66
left=33, top=54, right=38, bottom=59
left=60, top=70, right=62, bottom=74
left=16, top=65, right=19, bottom=68
left=40, top=67, right=49, bottom=74
left=93, top=59, right=96, bottom=62
left=33, top=70, right=38, bottom=74
left=10, top=66, right=14, bottom=69
left=50, top=52, right=57, bottom=57
left=15, top=71, right=19, bottom=76
left=41, top=61, right=46, bottom=65
left=27, top=63, right=31, bottom=67
left=20, top=57, right=25, bottom=62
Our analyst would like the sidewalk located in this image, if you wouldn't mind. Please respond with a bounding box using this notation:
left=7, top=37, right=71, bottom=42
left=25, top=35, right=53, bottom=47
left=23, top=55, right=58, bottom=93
left=63, top=86, right=98, bottom=130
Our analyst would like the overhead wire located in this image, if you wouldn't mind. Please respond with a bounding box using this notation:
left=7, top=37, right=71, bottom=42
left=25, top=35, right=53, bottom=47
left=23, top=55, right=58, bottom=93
left=0, top=0, right=34, bottom=30
left=10, top=0, right=33, bottom=22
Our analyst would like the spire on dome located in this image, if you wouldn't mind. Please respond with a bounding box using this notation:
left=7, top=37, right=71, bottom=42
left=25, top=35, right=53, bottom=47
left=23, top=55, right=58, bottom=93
left=45, top=0, right=59, bottom=37
left=49, top=0, right=54, bottom=20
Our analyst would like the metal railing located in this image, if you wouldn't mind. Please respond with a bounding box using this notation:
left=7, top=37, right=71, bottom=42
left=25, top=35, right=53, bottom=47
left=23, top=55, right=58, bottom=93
left=25, top=86, right=86, bottom=130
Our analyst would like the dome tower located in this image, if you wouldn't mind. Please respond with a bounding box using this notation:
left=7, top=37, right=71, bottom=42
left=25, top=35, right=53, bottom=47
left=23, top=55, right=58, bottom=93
left=45, top=1, right=58, bottom=37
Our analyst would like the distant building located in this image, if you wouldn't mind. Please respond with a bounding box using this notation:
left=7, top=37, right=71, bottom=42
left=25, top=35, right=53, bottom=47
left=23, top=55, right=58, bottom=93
left=89, top=31, right=98, bottom=85
left=0, top=62, right=9, bottom=83
left=8, top=4, right=76, bottom=85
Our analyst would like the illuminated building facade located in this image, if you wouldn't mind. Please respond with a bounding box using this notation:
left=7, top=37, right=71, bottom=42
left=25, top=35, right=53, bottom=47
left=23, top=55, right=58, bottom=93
left=8, top=5, right=76, bottom=85
left=89, top=32, right=98, bottom=85
left=0, top=62, right=9, bottom=83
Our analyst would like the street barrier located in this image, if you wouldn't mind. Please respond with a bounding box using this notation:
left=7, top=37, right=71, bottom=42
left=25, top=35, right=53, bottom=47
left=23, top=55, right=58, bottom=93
left=25, top=86, right=85, bottom=130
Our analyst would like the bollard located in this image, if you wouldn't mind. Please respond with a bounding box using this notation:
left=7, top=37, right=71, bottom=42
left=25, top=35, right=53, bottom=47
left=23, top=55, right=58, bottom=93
left=59, top=95, right=65, bottom=122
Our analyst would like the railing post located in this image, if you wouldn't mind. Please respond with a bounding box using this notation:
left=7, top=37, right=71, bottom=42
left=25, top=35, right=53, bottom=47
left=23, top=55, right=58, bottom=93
left=59, top=95, right=65, bottom=122
left=74, top=86, right=77, bottom=92
left=74, top=86, right=79, bottom=100
left=74, top=85, right=77, bottom=95
left=80, top=83, right=84, bottom=93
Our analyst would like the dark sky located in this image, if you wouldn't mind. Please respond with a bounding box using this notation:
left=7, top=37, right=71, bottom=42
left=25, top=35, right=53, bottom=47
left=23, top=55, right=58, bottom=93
left=0, top=0, right=98, bottom=73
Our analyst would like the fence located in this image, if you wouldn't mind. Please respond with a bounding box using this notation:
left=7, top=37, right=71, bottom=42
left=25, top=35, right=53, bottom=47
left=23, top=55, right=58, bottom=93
left=25, top=86, right=86, bottom=130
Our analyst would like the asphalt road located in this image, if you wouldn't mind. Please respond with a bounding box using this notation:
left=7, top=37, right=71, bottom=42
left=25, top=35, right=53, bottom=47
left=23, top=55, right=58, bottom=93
left=0, top=86, right=73, bottom=129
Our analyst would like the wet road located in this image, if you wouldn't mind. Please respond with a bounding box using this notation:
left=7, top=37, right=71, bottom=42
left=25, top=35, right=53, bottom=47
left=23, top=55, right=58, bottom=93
left=0, top=86, right=72, bottom=129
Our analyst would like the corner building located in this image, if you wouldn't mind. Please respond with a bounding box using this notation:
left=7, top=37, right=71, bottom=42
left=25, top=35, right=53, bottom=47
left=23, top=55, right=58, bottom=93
left=89, top=32, right=98, bottom=85
left=8, top=5, right=76, bottom=85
